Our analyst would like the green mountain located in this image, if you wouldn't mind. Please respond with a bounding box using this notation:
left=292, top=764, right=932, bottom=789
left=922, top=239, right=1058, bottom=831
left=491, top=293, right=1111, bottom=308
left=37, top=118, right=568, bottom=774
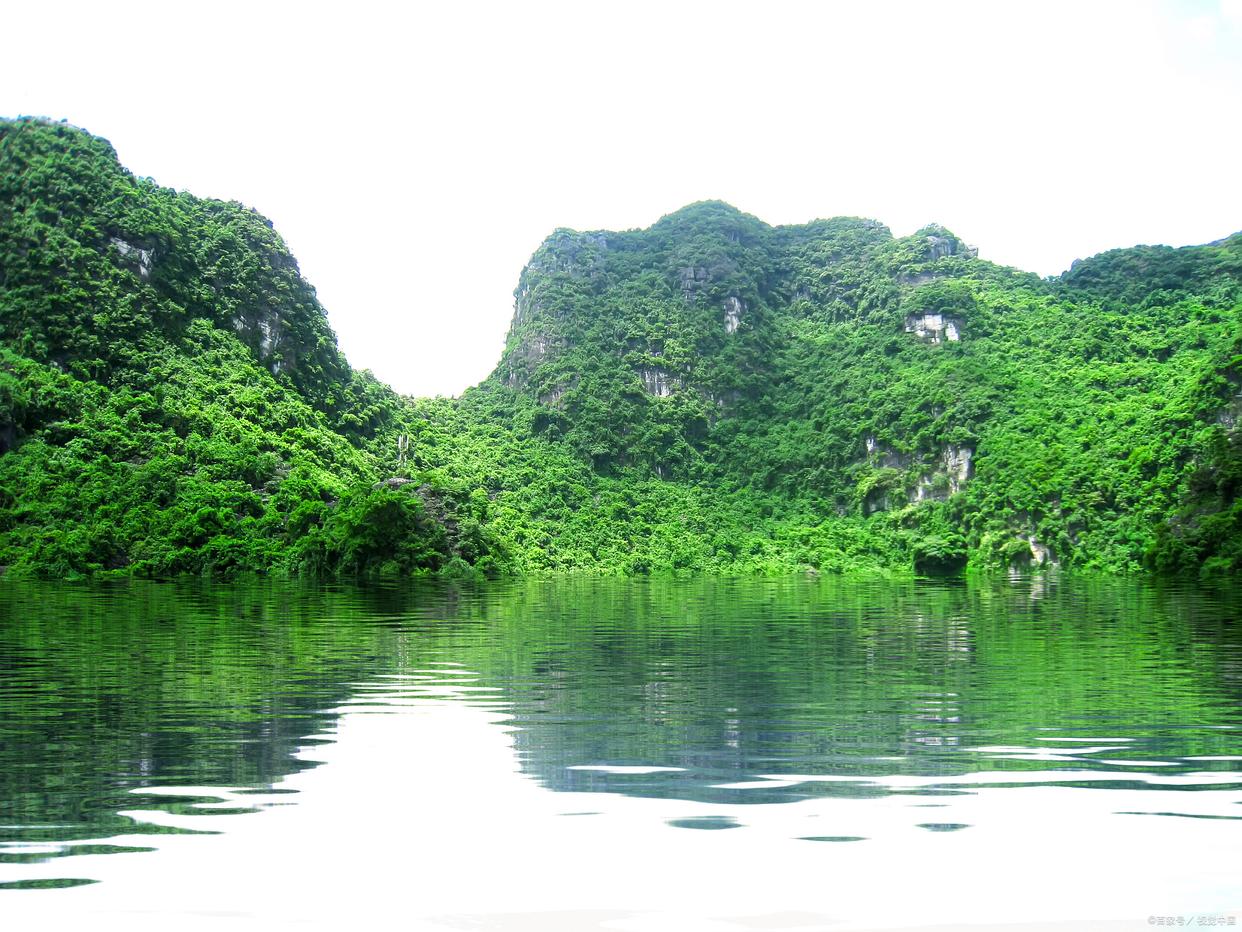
left=1, top=118, right=1238, bottom=579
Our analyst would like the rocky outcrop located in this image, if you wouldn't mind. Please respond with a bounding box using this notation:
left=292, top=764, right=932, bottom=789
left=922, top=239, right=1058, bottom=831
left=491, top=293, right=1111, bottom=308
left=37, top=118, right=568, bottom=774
left=503, top=336, right=553, bottom=388
left=526, top=231, right=608, bottom=279
left=676, top=252, right=742, bottom=305
left=1010, top=533, right=1055, bottom=569
left=909, top=444, right=974, bottom=503
left=904, top=312, right=961, bottom=343
left=1216, top=391, right=1242, bottom=431
left=864, top=487, right=899, bottom=515
left=501, top=233, right=610, bottom=389
left=708, top=387, right=743, bottom=408
left=231, top=306, right=287, bottom=376
left=502, top=274, right=562, bottom=389
left=373, top=477, right=416, bottom=490
left=639, top=367, right=682, bottom=397
left=986, top=512, right=1059, bottom=570
left=538, top=377, right=576, bottom=408
left=925, top=235, right=957, bottom=262
left=864, top=436, right=911, bottom=470
left=1022, top=534, right=1054, bottom=566
left=110, top=237, right=154, bottom=279
left=919, top=229, right=979, bottom=262
left=943, top=444, right=973, bottom=489
left=512, top=283, right=537, bottom=329
left=680, top=266, right=710, bottom=303
left=861, top=440, right=974, bottom=511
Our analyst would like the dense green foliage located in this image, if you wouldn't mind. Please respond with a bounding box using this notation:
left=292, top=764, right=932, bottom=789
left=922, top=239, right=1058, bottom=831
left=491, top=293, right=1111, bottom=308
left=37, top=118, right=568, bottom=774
left=1, top=118, right=1238, bottom=578
left=0, top=118, right=490, bottom=578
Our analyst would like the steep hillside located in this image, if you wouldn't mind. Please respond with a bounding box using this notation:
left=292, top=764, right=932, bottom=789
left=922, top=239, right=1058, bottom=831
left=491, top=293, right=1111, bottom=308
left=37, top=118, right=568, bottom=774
left=1, top=119, right=1238, bottom=579
left=0, top=118, right=498, bottom=577
left=480, top=202, right=1241, bottom=575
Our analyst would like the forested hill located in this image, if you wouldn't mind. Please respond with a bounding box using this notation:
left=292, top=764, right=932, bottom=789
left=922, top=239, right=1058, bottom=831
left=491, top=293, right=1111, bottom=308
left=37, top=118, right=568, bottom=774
left=1, top=118, right=1239, bottom=579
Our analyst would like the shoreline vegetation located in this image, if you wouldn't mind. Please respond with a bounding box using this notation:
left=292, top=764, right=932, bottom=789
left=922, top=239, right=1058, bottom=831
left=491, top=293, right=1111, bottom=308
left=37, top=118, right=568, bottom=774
left=1, top=117, right=1238, bottom=581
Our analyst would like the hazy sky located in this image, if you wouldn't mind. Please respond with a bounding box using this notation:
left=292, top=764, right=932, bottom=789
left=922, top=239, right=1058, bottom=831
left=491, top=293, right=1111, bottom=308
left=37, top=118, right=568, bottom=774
left=4, top=0, right=1241, bottom=396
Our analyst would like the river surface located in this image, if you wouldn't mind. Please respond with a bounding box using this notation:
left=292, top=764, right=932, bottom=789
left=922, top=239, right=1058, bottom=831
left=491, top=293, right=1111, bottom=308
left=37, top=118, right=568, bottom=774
left=0, top=576, right=1239, bottom=930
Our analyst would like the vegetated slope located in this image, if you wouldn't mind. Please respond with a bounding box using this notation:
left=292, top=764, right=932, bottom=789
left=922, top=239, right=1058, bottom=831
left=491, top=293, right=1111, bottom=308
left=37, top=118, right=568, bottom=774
left=1, top=118, right=1238, bottom=579
left=0, top=117, right=501, bottom=577
left=480, top=200, right=1242, bottom=576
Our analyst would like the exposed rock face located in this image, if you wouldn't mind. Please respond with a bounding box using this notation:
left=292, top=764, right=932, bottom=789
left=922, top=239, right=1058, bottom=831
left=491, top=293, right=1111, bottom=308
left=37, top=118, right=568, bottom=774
left=864, top=488, right=899, bottom=515
left=110, top=237, right=154, bottom=279
left=512, top=283, right=537, bottom=328
left=526, top=231, right=608, bottom=279
left=908, top=445, right=975, bottom=503
left=925, top=235, right=957, bottom=262
left=373, top=477, right=415, bottom=490
left=1015, top=533, right=1055, bottom=568
left=921, top=231, right=979, bottom=262
left=723, top=296, right=744, bottom=334
left=904, top=313, right=961, bottom=343
left=501, top=232, right=611, bottom=390
left=861, top=440, right=974, bottom=509
left=677, top=254, right=744, bottom=305
left=504, top=330, right=556, bottom=388
left=864, top=436, right=910, bottom=469
left=1216, top=391, right=1242, bottom=431
left=943, top=444, right=973, bottom=490
left=639, top=367, right=681, bottom=397
left=706, top=387, right=743, bottom=409
left=504, top=284, right=559, bottom=389
left=538, top=377, right=576, bottom=407
left=680, top=266, right=709, bottom=303
left=231, top=306, right=287, bottom=376
left=1026, top=535, right=1054, bottom=565
left=257, top=316, right=277, bottom=357
left=863, top=490, right=884, bottom=515
left=908, top=480, right=935, bottom=503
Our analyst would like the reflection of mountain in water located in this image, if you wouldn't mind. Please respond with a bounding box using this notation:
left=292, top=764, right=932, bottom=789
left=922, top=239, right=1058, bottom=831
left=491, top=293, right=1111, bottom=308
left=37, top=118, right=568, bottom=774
left=0, top=578, right=539, bottom=862
left=484, top=579, right=1242, bottom=804
left=1, top=576, right=1240, bottom=861
left=0, top=582, right=415, bottom=848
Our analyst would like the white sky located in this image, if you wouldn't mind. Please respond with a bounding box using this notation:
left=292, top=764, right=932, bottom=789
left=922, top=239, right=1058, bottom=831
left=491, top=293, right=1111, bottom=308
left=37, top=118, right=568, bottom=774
left=3, top=0, right=1241, bottom=397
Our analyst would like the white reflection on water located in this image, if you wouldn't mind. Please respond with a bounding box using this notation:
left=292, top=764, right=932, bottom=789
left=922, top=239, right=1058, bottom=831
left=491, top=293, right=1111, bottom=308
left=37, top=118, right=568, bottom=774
left=3, top=670, right=1240, bottom=932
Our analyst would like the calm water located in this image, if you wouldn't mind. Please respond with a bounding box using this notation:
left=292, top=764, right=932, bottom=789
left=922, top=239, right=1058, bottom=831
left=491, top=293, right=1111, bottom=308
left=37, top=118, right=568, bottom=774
left=0, top=577, right=1239, bottom=930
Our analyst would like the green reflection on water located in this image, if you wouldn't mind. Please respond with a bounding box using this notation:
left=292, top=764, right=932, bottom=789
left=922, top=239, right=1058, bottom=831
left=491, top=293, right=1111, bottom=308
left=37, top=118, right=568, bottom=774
left=0, top=575, right=1239, bottom=879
